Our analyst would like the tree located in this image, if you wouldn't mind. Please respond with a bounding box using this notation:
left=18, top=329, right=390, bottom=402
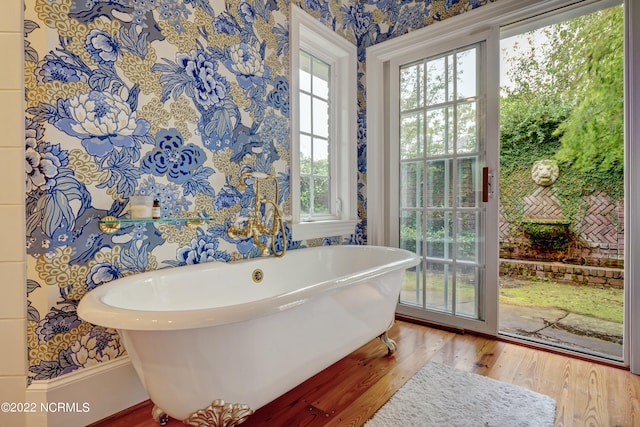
left=300, top=156, right=330, bottom=215
left=501, top=5, right=624, bottom=181
left=500, top=97, right=569, bottom=175
left=554, top=6, right=624, bottom=179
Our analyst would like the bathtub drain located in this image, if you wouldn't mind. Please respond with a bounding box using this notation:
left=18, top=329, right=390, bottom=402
left=252, top=269, right=264, bottom=283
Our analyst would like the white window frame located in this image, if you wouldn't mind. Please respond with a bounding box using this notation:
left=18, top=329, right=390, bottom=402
left=290, top=5, right=359, bottom=240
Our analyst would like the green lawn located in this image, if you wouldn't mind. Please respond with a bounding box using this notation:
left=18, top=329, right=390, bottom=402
left=499, top=278, right=623, bottom=324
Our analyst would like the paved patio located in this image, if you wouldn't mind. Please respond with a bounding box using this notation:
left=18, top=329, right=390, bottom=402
left=499, top=303, right=623, bottom=358
left=399, top=288, right=624, bottom=359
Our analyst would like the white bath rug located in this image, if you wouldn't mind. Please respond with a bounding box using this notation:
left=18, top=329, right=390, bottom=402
left=365, top=361, right=556, bottom=427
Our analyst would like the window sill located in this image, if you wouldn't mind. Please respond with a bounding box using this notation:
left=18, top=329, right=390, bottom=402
left=291, top=219, right=359, bottom=241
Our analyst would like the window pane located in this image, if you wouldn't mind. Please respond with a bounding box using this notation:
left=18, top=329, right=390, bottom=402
left=426, top=56, right=446, bottom=105
left=300, top=93, right=311, bottom=134
left=312, top=97, right=329, bottom=138
left=300, top=134, right=312, bottom=174
left=425, top=262, right=453, bottom=312
left=313, top=177, right=330, bottom=214
left=300, top=70, right=312, bottom=94
left=447, top=54, right=454, bottom=103
left=400, top=210, right=423, bottom=307
left=400, top=112, right=423, bottom=160
left=312, top=57, right=330, bottom=100
left=300, top=51, right=311, bottom=92
left=457, top=156, right=477, bottom=207
left=426, top=107, right=452, bottom=156
left=400, top=63, right=423, bottom=110
left=457, top=101, right=477, bottom=153
left=300, top=177, right=311, bottom=216
left=456, top=47, right=476, bottom=100
left=400, top=161, right=422, bottom=208
left=426, top=159, right=447, bottom=208
left=400, top=262, right=422, bottom=307
left=426, top=211, right=452, bottom=260
left=456, top=212, right=478, bottom=262
left=456, top=265, right=479, bottom=318
left=312, top=137, right=329, bottom=165
left=400, top=209, right=422, bottom=256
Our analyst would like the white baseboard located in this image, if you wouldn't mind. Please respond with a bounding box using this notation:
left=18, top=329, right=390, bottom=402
left=25, top=357, right=148, bottom=427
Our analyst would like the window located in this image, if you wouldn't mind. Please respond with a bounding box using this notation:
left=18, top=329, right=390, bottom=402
left=299, top=51, right=331, bottom=218
left=290, top=5, right=358, bottom=240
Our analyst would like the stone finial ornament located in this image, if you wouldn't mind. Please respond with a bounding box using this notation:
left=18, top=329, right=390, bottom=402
left=531, top=159, right=559, bottom=187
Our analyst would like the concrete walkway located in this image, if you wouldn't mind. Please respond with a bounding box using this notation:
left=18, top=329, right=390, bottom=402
left=499, top=303, right=623, bottom=358
left=399, top=288, right=624, bottom=358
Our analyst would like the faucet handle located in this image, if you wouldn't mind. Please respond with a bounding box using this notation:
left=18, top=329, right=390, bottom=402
left=234, top=216, right=249, bottom=225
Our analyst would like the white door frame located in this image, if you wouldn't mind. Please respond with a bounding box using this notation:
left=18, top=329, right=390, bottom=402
left=625, top=0, right=640, bottom=374
left=366, top=0, right=640, bottom=372
left=387, top=29, right=500, bottom=335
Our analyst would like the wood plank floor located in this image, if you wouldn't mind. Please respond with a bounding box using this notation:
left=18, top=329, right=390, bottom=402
left=91, top=320, right=640, bottom=426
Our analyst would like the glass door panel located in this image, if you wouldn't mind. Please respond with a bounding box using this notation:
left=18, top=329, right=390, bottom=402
left=396, top=34, right=498, bottom=334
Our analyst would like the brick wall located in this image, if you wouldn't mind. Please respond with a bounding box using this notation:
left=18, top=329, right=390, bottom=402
left=499, top=259, right=624, bottom=289
left=500, top=189, right=624, bottom=268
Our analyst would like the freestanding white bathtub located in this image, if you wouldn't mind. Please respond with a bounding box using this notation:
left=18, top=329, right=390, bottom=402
left=78, top=245, right=420, bottom=426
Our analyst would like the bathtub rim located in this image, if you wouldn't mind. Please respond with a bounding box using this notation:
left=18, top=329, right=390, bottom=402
left=77, top=245, right=420, bottom=331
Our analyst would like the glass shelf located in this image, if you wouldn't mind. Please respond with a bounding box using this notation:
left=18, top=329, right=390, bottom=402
left=98, top=215, right=210, bottom=234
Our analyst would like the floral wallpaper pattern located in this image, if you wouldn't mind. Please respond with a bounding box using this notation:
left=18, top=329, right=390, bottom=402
left=24, top=0, right=491, bottom=383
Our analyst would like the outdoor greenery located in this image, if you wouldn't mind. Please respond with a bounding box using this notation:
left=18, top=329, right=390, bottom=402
left=502, top=5, right=623, bottom=181
left=499, top=278, right=623, bottom=324
left=402, top=272, right=623, bottom=324
left=500, top=5, right=624, bottom=242
left=400, top=6, right=624, bottom=260
left=399, top=7, right=625, bottom=345
left=522, top=220, right=572, bottom=251
left=400, top=218, right=478, bottom=260
left=300, top=156, right=330, bottom=216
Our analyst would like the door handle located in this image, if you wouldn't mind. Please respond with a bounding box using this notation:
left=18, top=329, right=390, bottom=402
left=482, top=167, right=493, bottom=202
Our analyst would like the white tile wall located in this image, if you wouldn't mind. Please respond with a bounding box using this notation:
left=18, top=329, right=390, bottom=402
left=0, top=1, right=28, bottom=426
left=0, top=33, right=23, bottom=89
left=0, top=206, right=26, bottom=261
left=0, top=90, right=24, bottom=147
left=0, top=262, right=26, bottom=319
left=0, top=319, right=27, bottom=375
left=0, top=376, right=27, bottom=427
left=0, top=148, right=26, bottom=203
left=0, top=2, right=22, bottom=33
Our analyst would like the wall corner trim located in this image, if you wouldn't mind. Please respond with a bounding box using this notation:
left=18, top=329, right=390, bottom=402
left=25, top=357, right=147, bottom=427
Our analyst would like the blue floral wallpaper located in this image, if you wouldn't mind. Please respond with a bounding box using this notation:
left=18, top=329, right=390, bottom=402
left=23, top=0, right=492, bottom=383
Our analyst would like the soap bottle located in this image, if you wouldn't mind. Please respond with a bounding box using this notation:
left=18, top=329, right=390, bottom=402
left=152, top=199, right=161, bottom=219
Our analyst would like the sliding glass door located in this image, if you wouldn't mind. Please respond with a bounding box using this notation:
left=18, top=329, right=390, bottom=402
left=390, top=31, right=500, bottom=334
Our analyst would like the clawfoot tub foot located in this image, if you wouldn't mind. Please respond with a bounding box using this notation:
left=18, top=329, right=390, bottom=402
left=379, top=331, right=398, bottom=356
left=184, top=399, right=254, bottom=427
left=151, top=405, right=169, bottom=425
